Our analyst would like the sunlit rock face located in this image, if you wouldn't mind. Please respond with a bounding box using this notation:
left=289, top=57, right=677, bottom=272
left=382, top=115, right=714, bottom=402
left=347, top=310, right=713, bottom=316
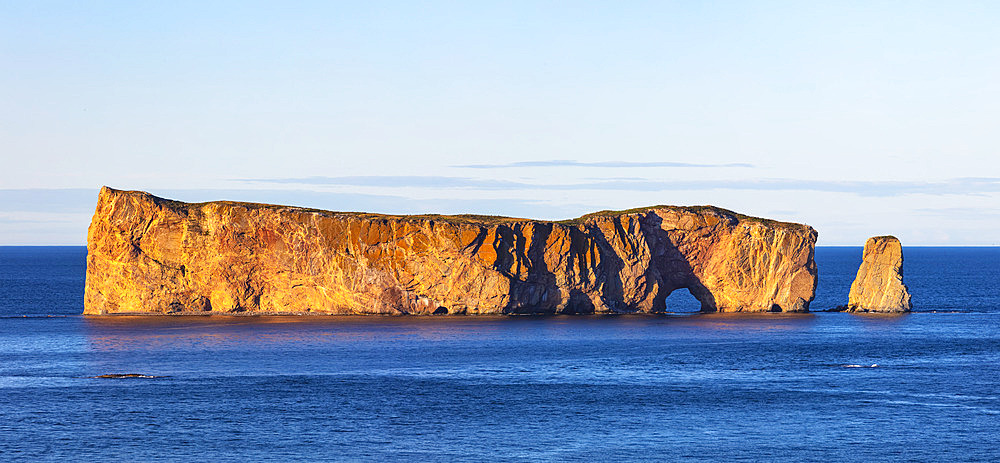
left=84, top=187, right=818, bottom=315
left=847, top=236, right=912, bottom=313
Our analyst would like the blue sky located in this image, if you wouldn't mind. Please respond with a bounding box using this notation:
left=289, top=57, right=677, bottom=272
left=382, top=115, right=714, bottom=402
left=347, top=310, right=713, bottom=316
left=3, top=1, right=999, bottom=245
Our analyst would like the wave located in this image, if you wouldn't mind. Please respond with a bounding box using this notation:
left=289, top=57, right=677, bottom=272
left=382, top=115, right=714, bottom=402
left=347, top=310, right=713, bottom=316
left=92, top=373, right=166, bottom=379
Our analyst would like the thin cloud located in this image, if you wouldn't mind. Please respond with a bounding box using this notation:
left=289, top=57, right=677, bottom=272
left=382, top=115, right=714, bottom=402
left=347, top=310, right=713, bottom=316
left=255, top=176, right=525, bottom=190
left=249, top=176, right=1000, bottom=197
left=0, top=188, right=596, bottom=244
left=913, top=207, right=1000, bottom=218
left=453, top=160, right=755, bottom=169
left=0, top=216, right=78, bottom=224
left=572, top=177, right=1000, bottom=196
left=0, top=188, right=101, bottom=213
left=0, top=187, right=587, bottom=220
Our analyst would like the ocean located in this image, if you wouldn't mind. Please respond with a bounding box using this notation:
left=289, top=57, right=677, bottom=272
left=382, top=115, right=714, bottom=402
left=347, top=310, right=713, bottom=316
left=0, top=246, right=997, bottom=461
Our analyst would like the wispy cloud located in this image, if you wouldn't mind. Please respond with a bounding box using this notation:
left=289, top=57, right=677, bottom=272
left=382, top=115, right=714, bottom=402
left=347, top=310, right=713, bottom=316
left=581, top=177, right=1000, bottom=196
left=0, top=188, right=595, bottom=244
left=249, top=176, right=1000, bottom=197
left=913, top=207, right=1000, bottom=218
left=0, top=189, right=101, bottom=213
left=252, top=176, right=526, bottom=190
left=0, top=216, right=78, bottom=224
left=7, top=186, right=1000, bottom=245
left=452, top=160, right=755, bottom=169
left=0, top=187, right=595, bottom=217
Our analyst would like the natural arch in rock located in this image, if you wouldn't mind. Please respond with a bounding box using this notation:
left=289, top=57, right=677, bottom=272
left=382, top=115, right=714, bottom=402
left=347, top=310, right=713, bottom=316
left=661, top=287, right=704, bottom=313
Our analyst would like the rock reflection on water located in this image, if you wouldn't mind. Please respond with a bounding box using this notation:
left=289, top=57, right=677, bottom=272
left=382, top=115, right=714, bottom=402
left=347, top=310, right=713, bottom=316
left=83, top=313, right=818, bottom=352
left=669, top=312, right=817, bottom=331
left=80, top=312, right=822, bottom=387
left=83, top=315, right=518, bottom=351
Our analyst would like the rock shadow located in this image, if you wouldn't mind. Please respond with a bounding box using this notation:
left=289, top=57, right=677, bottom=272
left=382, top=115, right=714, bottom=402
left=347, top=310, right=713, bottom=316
left=640, top=212, right=719, bottom=313
left=494, top=212, right=721, bottom=315
left=500, top=223, right=564, bottom=315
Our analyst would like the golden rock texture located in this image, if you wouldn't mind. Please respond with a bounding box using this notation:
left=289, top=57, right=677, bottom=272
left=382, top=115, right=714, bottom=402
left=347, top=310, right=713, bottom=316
left=847, top=236, right=912, bottom=313
left=84, top=187, right=818, bottom=315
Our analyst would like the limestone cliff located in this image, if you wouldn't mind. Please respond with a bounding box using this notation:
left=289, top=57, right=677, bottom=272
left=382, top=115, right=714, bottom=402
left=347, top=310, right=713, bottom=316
left=84, top=187, right=818, bottom=315
left=847, top=236, right=912, bottom=313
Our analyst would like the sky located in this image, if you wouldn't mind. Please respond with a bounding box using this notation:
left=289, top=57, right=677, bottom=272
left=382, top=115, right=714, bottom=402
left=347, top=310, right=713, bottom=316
left=2, top=1, right=1000, bottom=245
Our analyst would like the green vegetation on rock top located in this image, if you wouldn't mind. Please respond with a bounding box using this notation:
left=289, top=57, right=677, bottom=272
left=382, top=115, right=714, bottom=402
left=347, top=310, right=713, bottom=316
left=105, top=187, right=808, bottom=229
left=558, top=205, right=804, bottom=229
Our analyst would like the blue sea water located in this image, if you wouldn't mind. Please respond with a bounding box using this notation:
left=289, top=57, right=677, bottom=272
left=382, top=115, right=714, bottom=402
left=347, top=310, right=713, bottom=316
left=0, top=246, right=998, bottom=461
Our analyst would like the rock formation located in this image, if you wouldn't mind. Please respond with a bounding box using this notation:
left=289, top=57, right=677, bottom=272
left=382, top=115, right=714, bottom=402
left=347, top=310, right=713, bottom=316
left=84, top=187, right=818, bottom=315
left=847, top=236, right=912, bottom=313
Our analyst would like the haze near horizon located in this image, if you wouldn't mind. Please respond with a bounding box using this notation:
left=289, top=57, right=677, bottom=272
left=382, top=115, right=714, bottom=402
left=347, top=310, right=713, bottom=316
left=2, top=1, right=999, bottom=245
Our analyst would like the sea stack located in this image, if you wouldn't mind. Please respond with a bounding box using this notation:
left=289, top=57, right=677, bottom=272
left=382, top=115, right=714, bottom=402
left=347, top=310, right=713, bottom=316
left=847, top=236, right=912, bottom=313
left=84, top=187, right=819, bottom=315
